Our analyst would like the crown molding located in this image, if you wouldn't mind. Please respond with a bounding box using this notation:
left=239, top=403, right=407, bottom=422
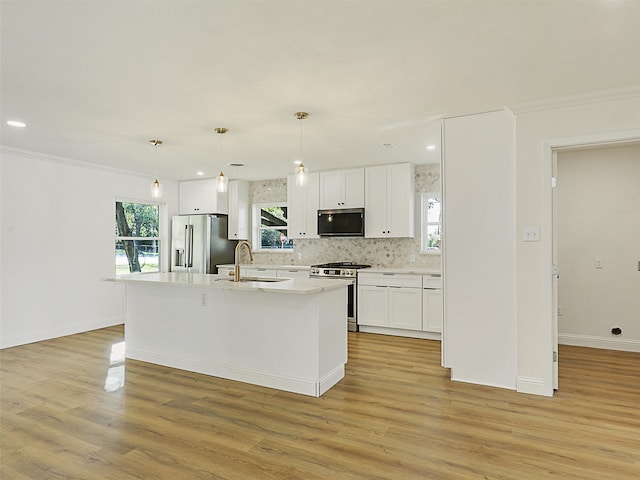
left=0, top=145, right=154, bottom=180
left=508, top=86, right=640, bottom=114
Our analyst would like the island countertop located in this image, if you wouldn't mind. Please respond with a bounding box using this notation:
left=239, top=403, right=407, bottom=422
left=113, top=272, right=352, bottom=295
left=119, top=271, right=349, bottom=397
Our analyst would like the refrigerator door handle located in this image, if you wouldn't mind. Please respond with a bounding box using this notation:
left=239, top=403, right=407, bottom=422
left=183, top=225, right=189, bottom=268
left=187, top=225, right=194, bottom=267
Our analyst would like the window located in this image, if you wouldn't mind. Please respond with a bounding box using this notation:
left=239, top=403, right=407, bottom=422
left=252, top=203, right=293, bottom=251
left=421, top=192, right=441, bottom=253
left=115, top=201, right=160, bottom=273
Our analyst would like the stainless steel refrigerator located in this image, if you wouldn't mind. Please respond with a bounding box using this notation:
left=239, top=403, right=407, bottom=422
left=170, top=214, right=237, bottom=274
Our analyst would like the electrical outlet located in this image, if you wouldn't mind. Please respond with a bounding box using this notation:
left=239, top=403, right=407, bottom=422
left=523, top=227, right=540, bottom=242
left=201, top=293, right=208, bottom=306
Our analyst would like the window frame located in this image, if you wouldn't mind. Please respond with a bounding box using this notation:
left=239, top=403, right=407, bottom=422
left=252, top=202, right=293, bottom=252
left=420, top=192, right=442, bottom=254
left=115, top=199, right=162, bottom=274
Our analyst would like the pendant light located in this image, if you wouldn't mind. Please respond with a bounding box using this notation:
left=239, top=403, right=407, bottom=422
left=215, top=127, right=229, bottom=193
left=294, top=112, right=309, bottom=186
left=149, top=139, right=163, bottom=199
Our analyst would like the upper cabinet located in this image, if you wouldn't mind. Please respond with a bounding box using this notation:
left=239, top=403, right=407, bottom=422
left=287, top=172, right=319, bottom=239
left=179, top=179, right=229, bottom=215
left=319, top=168, right=364, bottom=209
left=228, top=180, right=249, bottom=240
left=364, top=163, right=415, bottom=238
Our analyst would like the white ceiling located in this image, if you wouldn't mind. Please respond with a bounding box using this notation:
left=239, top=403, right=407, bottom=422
left=2, top=0, right=639, bottom=181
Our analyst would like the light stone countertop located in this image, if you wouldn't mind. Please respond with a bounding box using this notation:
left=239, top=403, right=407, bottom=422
left=363, top=267, right=441, bottom=275
left=112, top=272, right=351, bottom=295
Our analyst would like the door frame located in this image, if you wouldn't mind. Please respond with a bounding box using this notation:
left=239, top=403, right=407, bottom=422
left=545, top=130, right=640, bottom=391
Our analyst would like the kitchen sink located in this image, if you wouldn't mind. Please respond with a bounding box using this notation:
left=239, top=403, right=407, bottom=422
left=215, top=276, right=288, bottom=283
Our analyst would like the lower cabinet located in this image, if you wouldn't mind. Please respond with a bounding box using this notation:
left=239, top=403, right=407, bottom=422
left=389, top=287, right=423, bottom=330
left=357, top=273, right=422, bottom=330
left=358, top=285, right=389, bottom=327
left=422, top=289, right=443, bottom=333
left=422, top=275, right=443, bottom=333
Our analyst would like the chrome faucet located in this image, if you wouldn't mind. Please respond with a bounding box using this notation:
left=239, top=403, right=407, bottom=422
left=233, top=241, right=254, bottom=282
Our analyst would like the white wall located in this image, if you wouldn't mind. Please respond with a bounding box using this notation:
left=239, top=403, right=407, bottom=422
left=442, top=109, right=517, bottom=390
left=515, top=95, right=640, bottom=396
left=557, top=144, right=640, bottom=351
left=0, top=147, right=179, bottom=348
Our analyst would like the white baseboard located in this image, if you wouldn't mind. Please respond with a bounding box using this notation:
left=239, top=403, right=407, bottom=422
left=517, top=376, right=553, bottom=397
left=559, top=333, right=640, bottom=353
left=127, top=348, right=342, bottom=398
left=358, top=326, right=441, bottom=341
left=0, top=318, right=123, bottom=349
left=318, top=365, right=346, bottom=396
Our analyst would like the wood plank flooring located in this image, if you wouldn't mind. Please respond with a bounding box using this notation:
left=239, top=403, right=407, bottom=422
left=2, top=325, right=640, bottom=479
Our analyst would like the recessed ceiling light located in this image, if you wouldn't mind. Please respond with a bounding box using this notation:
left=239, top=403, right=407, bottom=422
left=381, top=143, right=398, bottom=149
left=426, top=145, right=436, bottom=150
left=7, top=120, right=26, bottom=128
left=227, top=163, right=245, bottom=167
left=196, top=171, right=204, bottom=176
left=294, top=160, right=302, bottom=165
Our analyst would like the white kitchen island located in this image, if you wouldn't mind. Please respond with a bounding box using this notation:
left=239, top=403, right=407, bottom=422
left=114, top=272, right=351, bottom=397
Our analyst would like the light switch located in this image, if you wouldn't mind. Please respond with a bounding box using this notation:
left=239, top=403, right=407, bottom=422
left=595, top=258, right=603, bottom=269
left=523, top=227, right=540, bottom=242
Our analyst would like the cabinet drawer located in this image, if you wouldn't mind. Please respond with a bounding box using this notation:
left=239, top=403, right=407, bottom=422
left=422, top=275, right=442, bottom=289
left=358, top=272, right=422, bottom=288
left=244, top=267, right=278, bottom=278
left=218, top=267, right=234, bottom=277
left=276, top=269, right=310, bottom=279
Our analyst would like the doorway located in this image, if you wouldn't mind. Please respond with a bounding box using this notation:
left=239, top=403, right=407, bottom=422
left=551, top=139, right=640, bottom=389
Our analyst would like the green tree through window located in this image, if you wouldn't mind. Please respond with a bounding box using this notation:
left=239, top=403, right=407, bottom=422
left=253, top=203, right=293, bottom=250
left=115, top=201, right=160, bottom=273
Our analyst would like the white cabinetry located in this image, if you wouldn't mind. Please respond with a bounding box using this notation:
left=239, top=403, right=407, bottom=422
left=319, top=168, right=364, bottom=209
left=276, top=268, right=310, bottom=279
left=364, top=163, right=414, bottom=238
left=358, top=285, right=388, bottom=327
left=179, top=179, right=229, bottom=215
left=228, top=180, right=249, bottom=240
left=244, top=267, right=278, bottom=278
left=287, top=173, right=319, bottom=239
left=217, top=266, right=234, bottom=277
left=218, top=266, right=277, bottom=278
left=357, top=273, right=422, bottom=330
left=217, top=266, right=309, bottom=279
left=422, top=275, right=443, bottom=333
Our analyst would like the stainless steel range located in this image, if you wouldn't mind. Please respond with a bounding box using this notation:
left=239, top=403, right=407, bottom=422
left=310, top=262, right=371, bottom=332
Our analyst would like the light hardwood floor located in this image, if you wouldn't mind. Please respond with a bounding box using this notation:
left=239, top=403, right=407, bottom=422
left=2, top=325, right=640, bottom=479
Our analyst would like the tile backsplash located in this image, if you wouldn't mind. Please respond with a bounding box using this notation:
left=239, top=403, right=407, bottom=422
left=246, top=164, right=441, bottom=269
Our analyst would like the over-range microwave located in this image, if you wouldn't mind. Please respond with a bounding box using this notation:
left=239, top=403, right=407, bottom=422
left=317, top=208, right=365, bottom=237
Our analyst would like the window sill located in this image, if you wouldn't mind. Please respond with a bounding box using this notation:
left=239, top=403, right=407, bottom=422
left=253, top=249, right=293, bottom=254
